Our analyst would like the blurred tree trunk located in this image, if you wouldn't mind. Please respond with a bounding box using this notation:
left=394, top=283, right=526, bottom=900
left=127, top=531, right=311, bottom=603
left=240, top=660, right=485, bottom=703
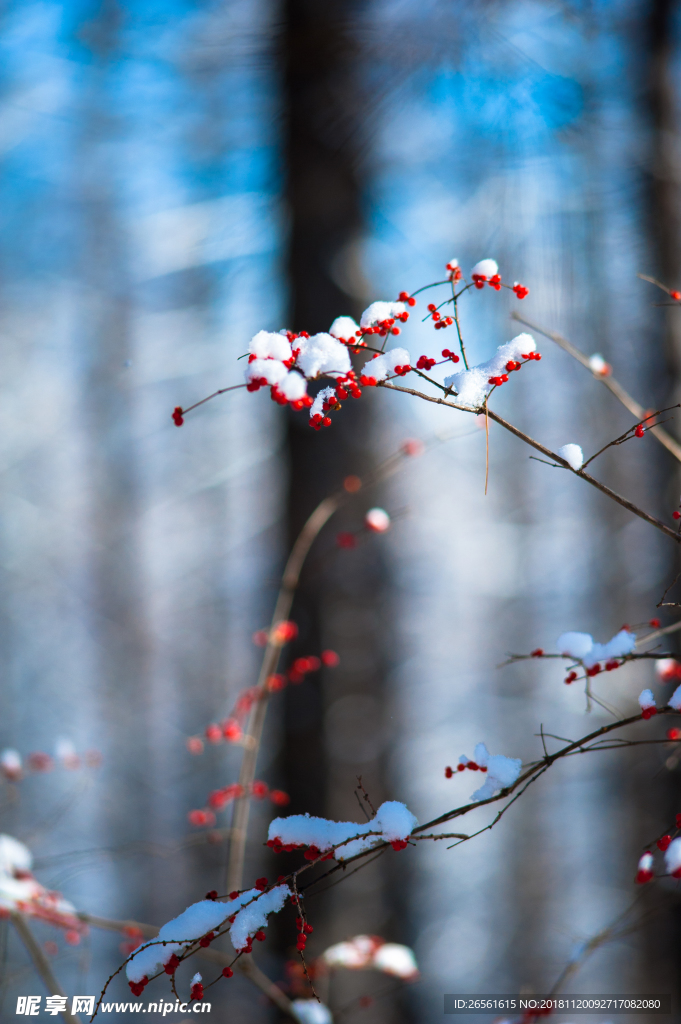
left=275, top=2, right=409, bottom=1020
left=640, top=0, right=681, bottom=1002
left=77, top=2, right=154, bottom=922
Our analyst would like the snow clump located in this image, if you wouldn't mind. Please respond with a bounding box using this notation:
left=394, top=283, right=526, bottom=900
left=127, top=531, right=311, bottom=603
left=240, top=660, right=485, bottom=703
left=126, top=900, right=232, bottom=983
left=249, top=331, right=292, bottom=362
left=443, top=334, right=536, bottom=408
left=228, top=884, right=290, bottom=952
left=268, top=800, right=417, bottom=860
left=556, top=629, right=636, bottom=668
left=291, top=1000, right=334, bottom=1024
left=665, top=838, right=681, bottom=877
left=466, top=743, right=522, bottom=801
left=245, top=358, right=288, bottom=387
left=360, top=301, right=406, bottom=328
left=557, top=444, right=583, bottom=471
left=471, top=259, right=499, bottom=280
left=329, top=316, right=360, bottom=342
left=309, top=387, right=337, bottom=419
left=296, top=333, right=351, bottom=379
left=361, top=348, right=411, bottom=382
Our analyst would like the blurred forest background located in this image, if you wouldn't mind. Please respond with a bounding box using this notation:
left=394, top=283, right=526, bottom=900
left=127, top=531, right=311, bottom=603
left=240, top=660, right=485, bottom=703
left=1, top=0, right=680, bottom=1021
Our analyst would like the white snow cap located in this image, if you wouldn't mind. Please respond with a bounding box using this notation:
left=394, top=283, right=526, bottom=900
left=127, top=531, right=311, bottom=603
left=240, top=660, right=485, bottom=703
left=471, top=258, right=499, bottom=279
left=557, top=444, right=583, bottom=471
left=277, top=372, right=307, bottom=401
left=556, top=632, right=594, bottom=660
left=249, top=330, right=293, bottom=362
left=556, top=628, right=636, bottom=668
left=322, top=934, right=418, bottom=980
left=444, top=334, right=536, bottom=409
left=310, top=386, right=337, bottom=419
left=0, top=834, right=80, bottom=926
left=669, top=684, right=681, bottom=711
left=361, top=347, right=411, bottom=382
left=291, top=1000, right=333, bottom=1024
left=656, top=658, right=679, bottom=681
left=126, top=899, right=232, bottom=982
left=329, top=316, right=360, bottom=342
left=360, top=301, right=406, bottom=328
left=0, top=750, right=21, bottom=777
left=0, top=835, right=32, bottom=875
left=365, top=508, right=390, bottom=532
left=373, top=943, right=419, bottom=979
left=296, top=333, right=351, bottom=379
left=268, top=800, right=417, bottom=860
left=467, top=743, right=522, bottom=802
left=638, top=852, right=653, bottom=872
left=638, top=689, right=656, bottom=710
left=664, top=837, right=681, bottom=876
left=228, top=884, right=290, bottom=952
left=190, top=973, right=202, bottom=986
left=588, top=353, right=609, bottom=375
left=245, top=358, right=288, bottom=386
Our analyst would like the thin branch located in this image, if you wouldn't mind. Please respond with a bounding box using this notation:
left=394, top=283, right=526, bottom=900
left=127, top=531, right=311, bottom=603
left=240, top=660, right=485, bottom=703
left=378, top=381, right=681, bottom=543
left=11, top=913, right=82, bottom=1024
left=581, top=408, right=678, bottom=469
left=225, top=444, right=419, bottom=893
left=510, top=310, right=681, bottom=463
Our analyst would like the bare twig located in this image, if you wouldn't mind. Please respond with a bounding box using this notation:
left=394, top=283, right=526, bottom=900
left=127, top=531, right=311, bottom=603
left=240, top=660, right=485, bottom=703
left=581, top=408, right=678, bottom=469
left=510, top=311, right=681, bottom=463
left=11, top=913, right=82, bottom=1024
left=378, top=381, right=681, bottom=543
left=225, top=445, right=417, bottom=893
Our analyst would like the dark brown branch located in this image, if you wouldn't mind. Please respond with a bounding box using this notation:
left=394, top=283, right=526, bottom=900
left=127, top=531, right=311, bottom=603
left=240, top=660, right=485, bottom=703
left=510, top=310, right=681, bottom=463
left=379, top=381, right=681, bottom=543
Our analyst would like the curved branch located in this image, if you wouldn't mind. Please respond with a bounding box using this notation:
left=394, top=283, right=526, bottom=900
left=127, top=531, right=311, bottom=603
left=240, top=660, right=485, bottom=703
left=379, top=381, right=681, bottom=543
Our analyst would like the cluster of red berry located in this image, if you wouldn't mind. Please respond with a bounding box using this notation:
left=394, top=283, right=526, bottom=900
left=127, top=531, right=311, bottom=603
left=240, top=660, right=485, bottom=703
left=444, top=762, right=488, bottom=777
left=295, top=915, right=314, bottom=953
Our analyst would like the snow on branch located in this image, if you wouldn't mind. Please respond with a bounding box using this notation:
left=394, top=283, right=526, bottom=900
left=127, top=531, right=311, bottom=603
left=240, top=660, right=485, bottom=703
left=268, top=800, right=418, bottom=859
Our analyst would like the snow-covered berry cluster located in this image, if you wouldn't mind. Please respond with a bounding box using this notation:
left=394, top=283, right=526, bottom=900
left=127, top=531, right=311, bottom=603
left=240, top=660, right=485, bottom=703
left=172, top=258, right=534, bottom=431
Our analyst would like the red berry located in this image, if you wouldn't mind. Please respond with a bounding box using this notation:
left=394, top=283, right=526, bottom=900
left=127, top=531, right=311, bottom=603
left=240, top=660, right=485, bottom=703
left=164, top=954, right=180, bottom=974
left=172, top=407, right=184, bottom=427
left=635, top=424, right=645, bottom=438
left=650, top=618, right=661, bottom=628
left=205, top=723, right=222, bottom=744
left=205, top=890, right=218, bottom=900
left=674, top=511, right=681, bottom=520
left=671, top=291, right=681, bottom=300
left=636, top=868, right=654, bottom=884
left=199, top=931, right=215, bottom=947
left=321, top=649, right=340, bottom=666
left=531, top=648, right=544, bottom=657
left=222, top=967, right=233, bottom=978
left=255, top=930, right=266, bottom=942
left=445, top=766, right=453, bottom=778
left=255, top=877, right=268, bottom=890
left=565, top=671, right=577, bottom=684
left=657, top=835, right=672, bottom=852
